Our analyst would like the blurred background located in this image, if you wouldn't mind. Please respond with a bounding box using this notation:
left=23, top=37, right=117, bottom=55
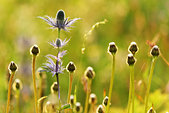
left=0, top=0, right=169, bottom=112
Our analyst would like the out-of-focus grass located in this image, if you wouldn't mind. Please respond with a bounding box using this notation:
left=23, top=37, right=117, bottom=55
left=0, top=0, right=169, bottom=112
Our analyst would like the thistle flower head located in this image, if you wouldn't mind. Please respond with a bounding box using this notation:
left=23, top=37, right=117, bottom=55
left=8, top=61, right=18, bottom=73
left=108, top=42, right=118, bottom=55
left=49, top=38, right=70, bottom=48
left=51, top=82, right=58, bottom=94
left=66, top=61, right=76, bottom=73
left=12, top=78, right=23, bottom=91
left=70, top=95, right=74, bottom=105
left=127, top=53, right=136, bottom=66
left=96, top=105, right=104, bottom=113
left=102, top=96, right=109, bottom=107
left=150, top=45, right=160, bottom=57
left=147, top=107, right=156, bottom=113
left=128, top=42, right=139, bottom=55
left=89, top=93, right=97, bottom=104
left=75, top=102, right=82, bottom=112
left=38, top=9, right=80, bottom=31
left=84, top=66, right=95, bottom=79
left=30, top=45, right=40, bottom=56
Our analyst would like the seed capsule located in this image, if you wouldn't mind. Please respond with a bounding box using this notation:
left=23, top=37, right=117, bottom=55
left=12, top=79, right=23, bottom=91
left=30, top=45, right=40, bottom=56
left=70, top=95, right=74, bottom=105
left=150, top=45, right=160, bottom=57
left=89, top=93, right=97, bottom=104
left=84, top=67, right=95, bottom=79
left=128, top=42, right=138, bottom=55
left=8, top=61, right=18, bottom=72
left=127, top=54, right=136, bottom=66
left=108, top=42, right=118, bottom=55
left=102, top=96, right=109, bottom=106
left=96, top=105, right=104, bottom=113
left=75, top=102, right=82, bottom=112
left=51, top=82, right=58, bottom=94
left=66, top=62, right=76, bottom=73
left=147, top=107, right=156, bottom=113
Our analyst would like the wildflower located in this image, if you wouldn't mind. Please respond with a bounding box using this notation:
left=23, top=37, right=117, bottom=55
left=38, top=10, right=80, bottom=31
left=150, top=45, right=160, bottom=57
left=8, top=61, right=18, bottom=73
left=66, top=61, right=76, bottom=73
left=96, top=105, right=104, bottom=113
left=127, top=53, right=136, bottom=66
left=103, top=96, right=109, bottom=107
left=108, top=42, right=118, bottom=55
left=12, top=79, right=23, bottom=91
left=84, top=67, right=95, bottom=79
left=30, top=45, right=40, bottom=56
left=49, top=38, right=70, bottom=48
left=128, top=42, right=139, bottom=55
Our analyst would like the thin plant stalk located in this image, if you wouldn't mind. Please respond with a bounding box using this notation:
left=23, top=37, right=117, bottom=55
left=32, top=55, right=38, bottom=113
left=16, top=90, right=20, bottom=113
left=67, top=72, right=73, bottom=104
left=127, top=72, right=132, bottom=113
left=106, top=54, right=115, bottom=113
left=144, top=58, right=156, bottom=113
left=130, top=66, right=135, bottom=113
left=84, top=79, right=92, bottom=113
left=6, top=72, right=15, bottom=113
left=38, top=78, right=43, bottom=113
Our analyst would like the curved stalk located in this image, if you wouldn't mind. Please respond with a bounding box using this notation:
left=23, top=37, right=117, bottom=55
left=6, top=72, right=15, bottom=113
left=84, top=79, right=92, bottom=113
left=144, top=58, right=156, bottom=113
left=106, top=54, right=115, bottom=113
left=32, top=55, right=38, bottom=113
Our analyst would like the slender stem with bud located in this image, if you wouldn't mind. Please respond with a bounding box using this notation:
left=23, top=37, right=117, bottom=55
left=130, top=66, right=135, bottom=113
left=144, top=58, right=156, bottom=113
left=67, top=72, right=73, bottom=104
left=106, top=54, right=115, bottom=113
left=84, top=79, right=92, bottom=113
left=32, top=55, right=38, bottom=113
left=6, top=72, right=15, bottom=113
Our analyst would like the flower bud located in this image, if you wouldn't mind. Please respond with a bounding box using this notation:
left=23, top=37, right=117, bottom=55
left=12, top=79, right=23, bottom=91
left=102, top=96, right=109, bottom=106
left=128, top=42, right=138, bottom=55
left=150, top=45, right=160, bottom=57
left=108, top=42, right=117, bottom=55
left=51, top=82, right=58, bottom=94
left=147, top=107, right=156, bottom=113
left=37, top=68, right=45, bottom=79
left=96, top=105, right=104, bottom=113
left=56, top=38, right=61, bottom=48
left=84, top=67, right=95, bottom=79
left=127, top=54, right=136, bottom=66
left=89, top=93, right=97, bottom=104
left=30, top=45, right=40, bottom=56
left=8, top=61, right=17, bottom=73
left=66, top=62, right=76, bottom=73
left=44, top=101, right=56, bottom=113
left=70, top=95, right=74, bottom=105
left=57, top=10, right=65, bottom=21
left=75, top=102, right=82, bottom=112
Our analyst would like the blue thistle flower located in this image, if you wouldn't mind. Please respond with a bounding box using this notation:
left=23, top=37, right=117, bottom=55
left=49, top=38, right=70, bottom=48
left=38, top=10, right=80, bottom=31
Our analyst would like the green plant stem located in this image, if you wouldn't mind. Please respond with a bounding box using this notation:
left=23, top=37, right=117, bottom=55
left=67, top=72, right=73, bottom=104
left=144, top=58, right=156, bottom=113
left=130, top=66, right=135, bottom=113
left=84, top=79, right=92, bottom=113
left=106, top=54, right=115, bottom=113
left=6, top=72, right=15, bottom=113
left=127, top=71, right=132, bottom=113
left=32, top=55, right=38, bottom=113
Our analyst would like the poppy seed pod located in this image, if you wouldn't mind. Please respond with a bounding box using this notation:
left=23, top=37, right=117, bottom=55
left=57, top=10, right=65, bottom=21
left=147, top=107, right=156, bottom=113
left=51, top=82, right=58, bottom=94
left=108, top=42, right=117, bottom=55
left=103, top=96, right=109, bottom=106
left=89, top=93, right=97, bottom=104
left=127, top=54, right=136, bottom=66
left=150, top=45, right=160, bottom=57
left=85, top=67, right=95, bottom=79
left=66, top=62, right=76, bottom=73
left=70, top=95, right=74, bottom=105
left=96, top=105, right=104, bottom=113
left=8, top=61, right=17, bottom=72
left=12, top=79, right=23, bottom=91
left=128, top=42, right=138, bottom=55
left=30, top=45, right=40, bottom=56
